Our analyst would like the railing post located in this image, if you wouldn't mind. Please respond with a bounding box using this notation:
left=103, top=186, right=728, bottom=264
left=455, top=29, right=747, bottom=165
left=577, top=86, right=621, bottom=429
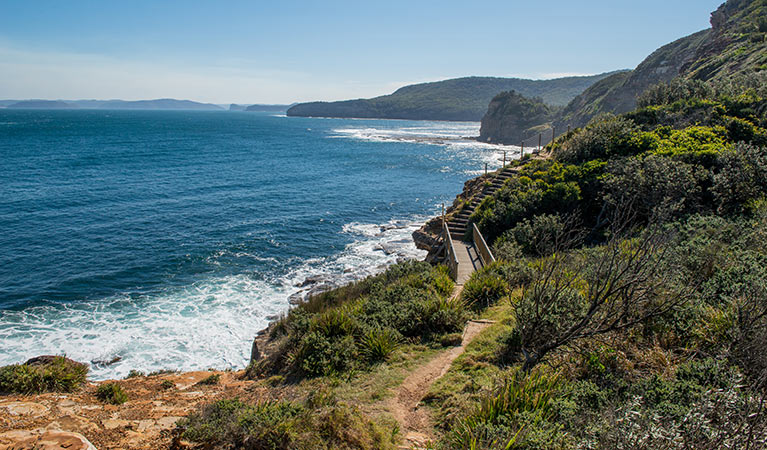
left=441, top=203, right=445, bottom=228
left=503, top=150, right=506, bottom=167
left=538, top=133, right=542, bottom=153
left=552, top=126, right=555, bottom=145
left=567, top=125, right=571, bottom=134
left=485, top=162, right=488, bottom=175
left=521, top=141, right=524, bottom=158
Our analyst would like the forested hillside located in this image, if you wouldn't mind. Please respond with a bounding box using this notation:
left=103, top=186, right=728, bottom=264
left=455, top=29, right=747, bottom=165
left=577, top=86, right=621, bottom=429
left=286, top=72, right=620, bottom=121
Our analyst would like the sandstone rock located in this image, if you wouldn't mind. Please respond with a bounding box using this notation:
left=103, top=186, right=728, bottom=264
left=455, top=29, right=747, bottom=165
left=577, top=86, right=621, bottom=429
left=155, top=416, right=183, bottom=429
left=0, top=401, right=49, bottom=417
left=0, top=430, right=97, bottom=450
left=250, top=338, right=261, bottom=363
left=102, top=418, right=130, bottom=430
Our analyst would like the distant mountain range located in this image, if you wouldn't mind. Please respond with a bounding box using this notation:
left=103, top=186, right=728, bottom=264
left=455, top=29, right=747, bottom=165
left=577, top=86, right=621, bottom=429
left=0, top=99, right=296, bottom=112
left=1, top=98, right=225, bottom=110
left=286, top=72, right=623, bottom=122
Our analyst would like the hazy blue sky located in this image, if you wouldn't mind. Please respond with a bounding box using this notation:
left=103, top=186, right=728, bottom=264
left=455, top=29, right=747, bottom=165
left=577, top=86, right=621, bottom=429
left=0, top=0, right=723, bottom=104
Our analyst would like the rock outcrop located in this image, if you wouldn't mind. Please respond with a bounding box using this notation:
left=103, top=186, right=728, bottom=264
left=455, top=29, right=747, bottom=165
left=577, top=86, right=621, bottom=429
left=479, top=91, right=554, bottom=144
left=0, top=430, right=97, bottom=450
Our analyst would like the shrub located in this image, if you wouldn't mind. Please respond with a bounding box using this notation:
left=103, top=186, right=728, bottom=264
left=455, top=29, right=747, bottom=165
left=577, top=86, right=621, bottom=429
left=444, top=370, right=562, bottom=449
left=711, top=142, right=767, bottom=214
left=505, top=213, right=568, bottom=256
left=638, top=79, right=714, bottom=108
left=180, top=394, right=395, bottom=450
left=125, top=369, right=145, bottom=379
left=0, top=356, right=88, bottom=394
left=96, top=383, right=128, bottom=405
left=555, top=116, right=644, bottom=163
left=295, top=332, right=358, bottom=377
left=160, top=380, right=175, bottom=390
left=602, top=154, right=704, bottom=222
left=491, top=236, right=523, bottom=261
left=439, top=333, right=464, bottom=347
left=196, top=373, right=220, bottom=386
left=311, top=308, right=360, bottom=338
left=359, top=328, right=401, bottom=362
left=462, top=266, right=510, bottom=310
left=429, top=265, right=456, bottom=298
left=422, top=295, right=468, bottom=335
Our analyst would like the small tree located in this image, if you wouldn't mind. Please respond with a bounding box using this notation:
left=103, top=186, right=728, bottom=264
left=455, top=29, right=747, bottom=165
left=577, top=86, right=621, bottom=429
left=511, top=217, right=692, bottom=371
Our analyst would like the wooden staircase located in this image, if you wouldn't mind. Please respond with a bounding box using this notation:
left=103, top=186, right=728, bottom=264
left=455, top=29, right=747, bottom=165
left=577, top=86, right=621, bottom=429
left=447, top=166, right=518, bottom=241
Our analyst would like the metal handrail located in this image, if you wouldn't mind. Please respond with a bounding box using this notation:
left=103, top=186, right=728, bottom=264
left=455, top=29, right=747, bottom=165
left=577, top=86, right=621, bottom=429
left=472, top=223, right=495, bottom=267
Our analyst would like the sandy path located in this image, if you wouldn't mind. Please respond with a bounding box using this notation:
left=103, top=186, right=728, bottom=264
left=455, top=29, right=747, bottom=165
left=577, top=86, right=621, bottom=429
left=388, top=319, right=494, bottom=449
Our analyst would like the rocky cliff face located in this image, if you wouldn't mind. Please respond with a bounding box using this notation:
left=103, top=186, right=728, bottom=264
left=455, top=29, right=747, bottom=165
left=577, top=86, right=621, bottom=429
left=479, top=0, right=766, bottom=140
left=555, top=0, right=766, bottom=130
left=554, top=29, right=711, bottom=129
left=478, top=91, right=553, bottom=144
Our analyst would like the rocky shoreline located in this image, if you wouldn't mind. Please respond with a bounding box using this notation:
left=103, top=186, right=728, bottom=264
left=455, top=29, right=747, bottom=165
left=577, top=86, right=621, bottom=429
left=0, top=170, right=493, bottom=450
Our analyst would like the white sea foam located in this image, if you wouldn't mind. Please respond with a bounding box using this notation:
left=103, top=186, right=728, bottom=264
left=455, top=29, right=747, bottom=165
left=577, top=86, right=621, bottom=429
left=0, top=217, right=427, bottom=379
left=329, top=121, right=524, bottom=175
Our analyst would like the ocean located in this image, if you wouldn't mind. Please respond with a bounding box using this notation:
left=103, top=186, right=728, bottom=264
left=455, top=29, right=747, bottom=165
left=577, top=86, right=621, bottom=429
left=0, top=109, right=508, bottom=379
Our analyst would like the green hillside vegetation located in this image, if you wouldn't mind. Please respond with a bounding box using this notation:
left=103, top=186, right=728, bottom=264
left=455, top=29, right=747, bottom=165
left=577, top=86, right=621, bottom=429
left=286, top=73, right=621, bottom=122
left=432, top=73, right=767, bottom=448
left=177, top=73, right=767, bottom=448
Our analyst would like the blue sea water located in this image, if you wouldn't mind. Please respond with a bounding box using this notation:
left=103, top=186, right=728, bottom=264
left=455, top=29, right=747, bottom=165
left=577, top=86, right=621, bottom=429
left=0, top=109, right=508, bottom=378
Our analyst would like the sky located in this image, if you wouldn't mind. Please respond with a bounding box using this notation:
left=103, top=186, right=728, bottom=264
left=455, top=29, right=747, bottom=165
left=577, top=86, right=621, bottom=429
left=0, top=0, right=724, bottom=104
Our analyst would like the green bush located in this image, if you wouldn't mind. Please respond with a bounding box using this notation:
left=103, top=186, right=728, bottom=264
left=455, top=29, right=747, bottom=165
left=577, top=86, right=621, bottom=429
left=462, top=266, right=510, bottom=310
left=554, top=116, right=645, bottom=163
left=712, top=142, right=767, bottom=214
left=421, top=295, right=468, bottom=335
left=0, top=356, right=88, bottom=394
left=96, top=382, right=128, bottom=405
left=491, top=236, right=523, bottom=261
left=602, top=153, right=704, bottom=221
left=180, top=393, right=395, bottom=450
left=443, top=370, right=563, bottom=450
left=359, top=328, right=401, bottom=362
left=295, top=332, right=358, bottom=377
left=196, top=373, right=220, bottom=386
left=505, top=213, right=568, bottom=256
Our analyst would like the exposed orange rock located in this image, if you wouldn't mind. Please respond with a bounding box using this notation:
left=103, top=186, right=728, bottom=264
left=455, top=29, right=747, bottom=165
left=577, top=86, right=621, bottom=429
left=0, top=370, right=265, bottom=450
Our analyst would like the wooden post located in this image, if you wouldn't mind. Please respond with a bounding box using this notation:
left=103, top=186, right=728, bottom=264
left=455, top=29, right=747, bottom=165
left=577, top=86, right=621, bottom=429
left=552, top=126, right=555, bottom=145
left=538, top=133, right=542, bottom=153
left=521, top=141, right=524, bottom=158
left=485, top=162, right=488, bottom=175
left=567, top=125, right=571, bottom=134
left=503, top=150, right=506, bottom=167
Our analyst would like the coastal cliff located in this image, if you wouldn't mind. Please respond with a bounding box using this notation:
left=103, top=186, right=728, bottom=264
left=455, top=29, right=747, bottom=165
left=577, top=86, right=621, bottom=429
left=480, top=0, right=767, bottom=143
left=478, top=91, right=553, bottom=144
left=286, top=72, right=619, bottom=122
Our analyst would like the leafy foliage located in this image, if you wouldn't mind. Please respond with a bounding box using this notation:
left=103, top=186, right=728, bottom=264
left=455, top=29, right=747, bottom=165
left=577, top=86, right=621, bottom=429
left=96, top=382, right=128, bottom=405
left=0, top=356, right=88, bottom=394
left=252, top=260, right=463, bottom=378
left=180, top=392, right=396, bottom=450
